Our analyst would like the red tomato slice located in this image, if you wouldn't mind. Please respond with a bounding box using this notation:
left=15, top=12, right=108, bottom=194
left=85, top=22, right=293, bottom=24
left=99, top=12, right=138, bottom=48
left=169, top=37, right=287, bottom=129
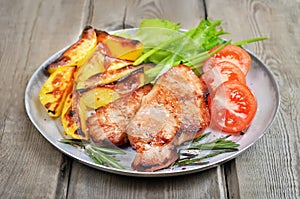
left=201, top=61, right=246, bottom=94
left=210, top=81, right=257, bottom=134
left=203, top=44, right=251, bottom=75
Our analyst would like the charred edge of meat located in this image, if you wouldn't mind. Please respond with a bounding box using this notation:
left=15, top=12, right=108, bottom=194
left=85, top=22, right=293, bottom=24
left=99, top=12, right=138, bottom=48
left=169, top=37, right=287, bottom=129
left=91, top=135, right=130, bottom=148
left=132, top=147, right=178, bottom=172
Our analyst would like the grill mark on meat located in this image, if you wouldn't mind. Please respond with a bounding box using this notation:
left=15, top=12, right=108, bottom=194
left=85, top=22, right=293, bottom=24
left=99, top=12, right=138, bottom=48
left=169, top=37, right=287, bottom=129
left=86, top=85, right=152, bottom=146
left=126, top=65, right=210, bottom=172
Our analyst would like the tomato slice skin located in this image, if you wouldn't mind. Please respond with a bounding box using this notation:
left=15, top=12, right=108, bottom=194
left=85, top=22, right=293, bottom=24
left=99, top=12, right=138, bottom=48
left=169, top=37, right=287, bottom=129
left=201, top=61, right=246, bottom=94
left=210, top=81, right=257, bottom=134
left=203, top=44, right=251, bottom=75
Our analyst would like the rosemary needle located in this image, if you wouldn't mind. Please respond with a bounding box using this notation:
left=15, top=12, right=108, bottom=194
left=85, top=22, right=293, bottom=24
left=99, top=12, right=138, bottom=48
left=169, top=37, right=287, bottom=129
left=175, top=134, right=240, bottom=167
left=59, top=139, right=126, bottom=170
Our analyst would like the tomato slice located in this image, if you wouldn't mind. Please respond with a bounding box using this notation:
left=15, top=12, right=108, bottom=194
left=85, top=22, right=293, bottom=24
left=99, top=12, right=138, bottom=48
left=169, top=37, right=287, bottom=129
left=201, top=61, right=246, bottom=94
left=203, top=44, right=251, bottom=75
left=210, top=81, right=257, bottom=134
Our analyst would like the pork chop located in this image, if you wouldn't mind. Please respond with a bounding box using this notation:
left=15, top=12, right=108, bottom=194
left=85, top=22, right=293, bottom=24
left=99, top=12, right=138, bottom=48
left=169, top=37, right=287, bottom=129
left=86, top=85, right=152, bottom=146
left=126, top=65, right=210, bottom=171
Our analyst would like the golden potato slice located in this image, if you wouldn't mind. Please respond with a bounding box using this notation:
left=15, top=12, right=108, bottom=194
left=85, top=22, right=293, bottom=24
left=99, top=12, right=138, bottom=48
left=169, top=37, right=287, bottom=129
left=104, top=56, right=133, bottom=71
left=114, top=67, right=145, bottom=94
left=80, top=67, right=147, bottom=109
left=61, top=91, right=89, bottom=139
left=46, top=26, right=97, bottom=74
left=75, top=49, right=105, bottom=83
left=96, top=30, right=144, bottom=61
left=82, top=65, right=144, bottom=89
left=81, top=87, right=120, bottom=109
left=39, top=66, right=76, bottom=117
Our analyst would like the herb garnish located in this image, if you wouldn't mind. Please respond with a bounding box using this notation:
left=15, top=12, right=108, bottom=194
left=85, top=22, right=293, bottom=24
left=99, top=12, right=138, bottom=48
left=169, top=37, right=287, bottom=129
left=59, top=139, right=126, bottom=170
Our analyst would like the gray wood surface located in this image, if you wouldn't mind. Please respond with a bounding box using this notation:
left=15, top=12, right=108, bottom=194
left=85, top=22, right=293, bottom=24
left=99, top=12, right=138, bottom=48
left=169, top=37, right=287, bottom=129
left=0, top=0, right=299, bottom=198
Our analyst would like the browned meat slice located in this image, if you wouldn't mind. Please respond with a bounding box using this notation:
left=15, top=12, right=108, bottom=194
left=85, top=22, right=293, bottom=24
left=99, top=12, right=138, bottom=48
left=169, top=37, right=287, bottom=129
left=155, top=64, right=210, bottom=145
left=86, top=85, right=152, bottom=146
left=126, top=65, right=210, bottom=172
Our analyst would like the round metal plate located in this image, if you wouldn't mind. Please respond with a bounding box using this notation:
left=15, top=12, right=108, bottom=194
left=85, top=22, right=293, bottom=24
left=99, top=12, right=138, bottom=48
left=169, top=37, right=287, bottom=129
left=25, top=29, right=279, bottom=177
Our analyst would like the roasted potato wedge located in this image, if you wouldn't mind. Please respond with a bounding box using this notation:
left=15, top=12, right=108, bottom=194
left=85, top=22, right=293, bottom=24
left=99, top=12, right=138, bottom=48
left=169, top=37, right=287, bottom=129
left=39, top=66, right=76, bottom=117
left=81, top=87, right=120, bottom=109
left=104, top=56, right=133, bottom=71
left=46, top=26, right=97, bottom=74
left=114, top=67, right=145, bottom=94
left=80, top=67, right=146, bottom=109
left=61, top=91, right=88, bottom=139
left=96, top=30, right=144, bottom=61
left=79, top=65, right=144, bottom=89
left=75, top=48, right=105, bottom=83
left=75, top=48, right=134, bottom=90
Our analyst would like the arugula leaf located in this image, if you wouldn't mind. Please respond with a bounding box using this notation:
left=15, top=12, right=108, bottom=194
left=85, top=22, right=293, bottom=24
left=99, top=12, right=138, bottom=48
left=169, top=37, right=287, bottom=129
left=133, top=18, right=182, bottom=66
left=138, top=18, right=180, bottom=30
left=135, top=18, right=180, bottom=47
left=133, top=18, right=227, bottom=83
left=186, top=19, right=227, bottom=51
left=130, top=18, right=266, bottom=84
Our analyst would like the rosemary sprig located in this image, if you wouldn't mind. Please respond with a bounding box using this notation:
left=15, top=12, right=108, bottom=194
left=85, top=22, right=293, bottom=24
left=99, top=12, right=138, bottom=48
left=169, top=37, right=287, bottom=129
left=59, top=139, right=126, bottom=170
left=175, top=132, right=240, bottom=166
left=177, top=150, right=234, bottom=166
left=192, top=132, right=211, bottom=143
left=187, top=135, right=239, bottom=151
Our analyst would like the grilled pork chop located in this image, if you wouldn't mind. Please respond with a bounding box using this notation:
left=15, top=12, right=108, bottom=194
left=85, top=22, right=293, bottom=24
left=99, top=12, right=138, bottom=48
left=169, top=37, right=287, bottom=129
left=126, top=65, right=210, bottom=171
left=86, top=85, right=152, bottom=146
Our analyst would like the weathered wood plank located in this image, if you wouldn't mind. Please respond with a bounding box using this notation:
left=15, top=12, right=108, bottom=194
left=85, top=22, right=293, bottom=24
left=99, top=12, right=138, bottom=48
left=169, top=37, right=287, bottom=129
left=67, top=161, right=223, bottom=199
left=206, top=0, right=300, bottom=198
left=90, top=0, right=206, bottom=30
left=124, top=0, right=206, bottom=29
left=88, top=0, right=128, bottom=30
left=0, top=0, right=86, bottom=198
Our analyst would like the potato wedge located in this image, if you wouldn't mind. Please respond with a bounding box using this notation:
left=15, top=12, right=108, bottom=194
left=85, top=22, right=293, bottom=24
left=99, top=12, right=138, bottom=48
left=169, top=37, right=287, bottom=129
left=39, top=66, right=76, bottom=117
left=46, top=26, right=97, bottom=74
left=114, top=67, right=145, bottom=94
left=104, top=56, right=133, bottom=71
left=75, top=48, right=105, bottom=83
left=81, top=65, right=144, bottom=89
left=81, top=87, right=120, bottom=109
left=96, top=30, right=144, bottom=61
left=61, top=91, right=88, bottom=139
left=75, top=48, right=134, bottom=90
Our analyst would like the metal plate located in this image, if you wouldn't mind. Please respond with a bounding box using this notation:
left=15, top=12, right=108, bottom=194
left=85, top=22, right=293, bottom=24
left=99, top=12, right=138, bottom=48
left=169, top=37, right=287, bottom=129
left=25, top=29, right=279, bottom=177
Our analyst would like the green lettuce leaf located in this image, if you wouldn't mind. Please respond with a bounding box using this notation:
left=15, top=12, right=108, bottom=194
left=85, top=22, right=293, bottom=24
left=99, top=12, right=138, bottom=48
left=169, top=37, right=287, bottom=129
left=135, top=18, right=181, bottom=50
left=116, top=18, right=266, bottom=84
left=132, top=18, right=227, bottom=83
left=138, top=18, right=180, bottom=30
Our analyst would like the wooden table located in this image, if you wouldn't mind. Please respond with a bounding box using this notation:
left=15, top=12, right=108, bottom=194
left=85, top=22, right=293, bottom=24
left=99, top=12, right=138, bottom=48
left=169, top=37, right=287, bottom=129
left=1, top=0, right=299, bottom=198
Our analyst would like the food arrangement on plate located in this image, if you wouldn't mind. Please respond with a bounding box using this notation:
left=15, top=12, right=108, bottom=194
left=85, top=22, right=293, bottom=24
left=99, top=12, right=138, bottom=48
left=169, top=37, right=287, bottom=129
left=36, top=18, right=269, bottom=172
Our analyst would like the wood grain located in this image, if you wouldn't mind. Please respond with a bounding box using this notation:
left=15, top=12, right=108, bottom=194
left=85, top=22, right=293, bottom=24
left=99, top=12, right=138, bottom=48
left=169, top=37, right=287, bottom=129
left=124, top=0, right=205, bottom=29
left=89, top=0, right=128, bottom=30
left=206, top=0, right=300, bottom=198
left=0, top=0, right=84, bottom=198
left=67, top=161, right=224, bottom=199
left=91, top=0, right=206, bottom=30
